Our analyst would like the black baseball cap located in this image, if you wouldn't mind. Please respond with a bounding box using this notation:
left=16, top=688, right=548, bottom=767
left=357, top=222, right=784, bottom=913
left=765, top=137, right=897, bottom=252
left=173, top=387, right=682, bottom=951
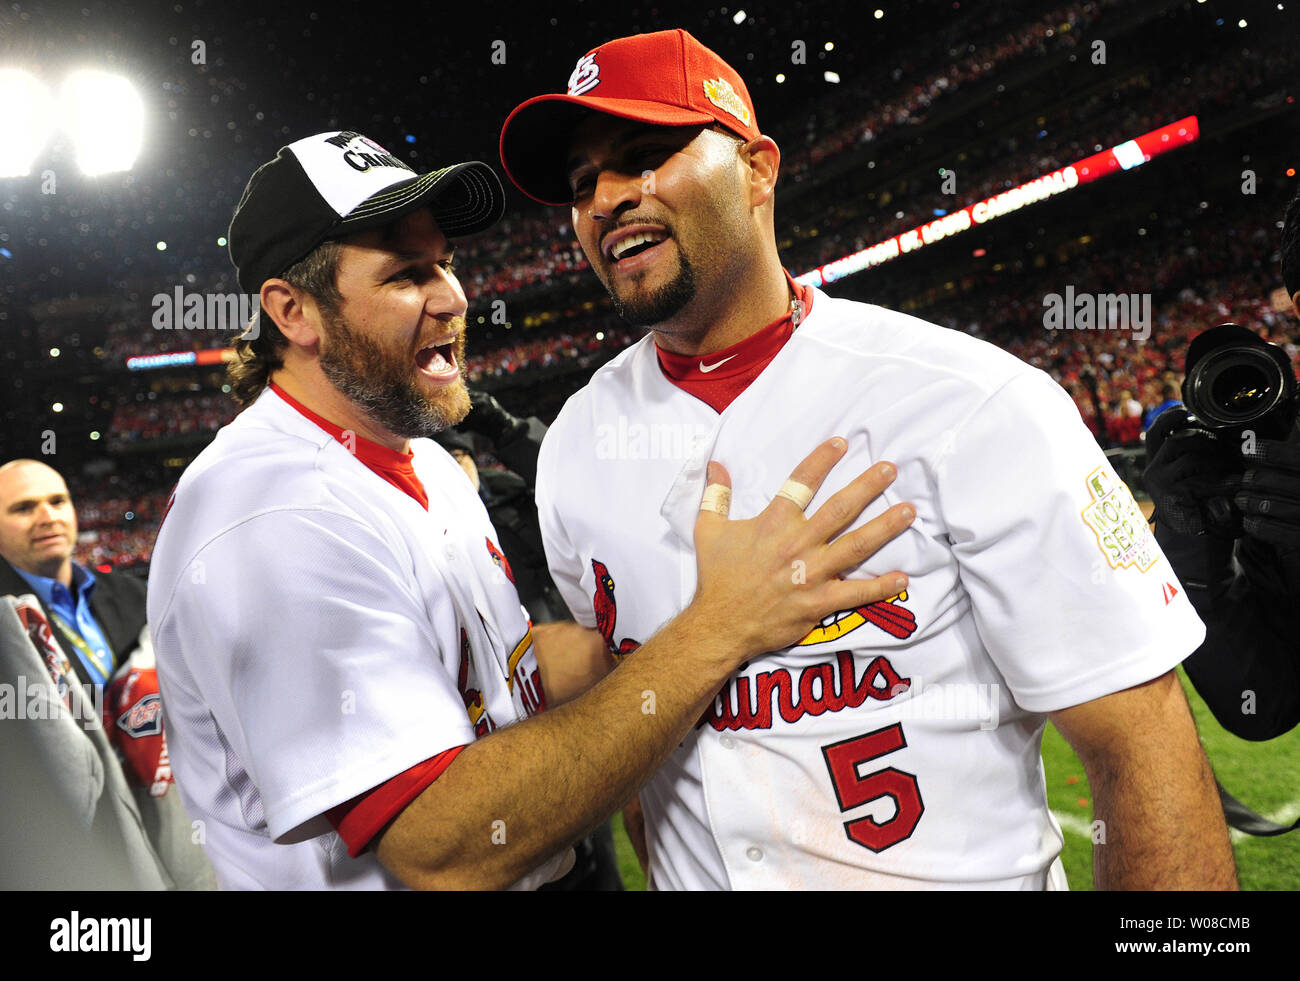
left=229, top=131, right=505, bottom=296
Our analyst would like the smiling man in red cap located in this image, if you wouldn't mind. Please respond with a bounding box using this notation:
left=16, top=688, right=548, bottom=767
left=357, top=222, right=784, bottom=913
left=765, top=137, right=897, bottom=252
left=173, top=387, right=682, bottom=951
left=500, top=29, right=1237, bottom=891
left=146, top=129, right=916, bottom=890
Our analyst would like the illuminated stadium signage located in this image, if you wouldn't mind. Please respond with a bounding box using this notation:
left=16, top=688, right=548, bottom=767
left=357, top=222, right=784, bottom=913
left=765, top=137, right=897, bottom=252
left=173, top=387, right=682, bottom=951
left=125, top=348, right=229, bottom=371
left=796, top=116, right=1200, bottom=287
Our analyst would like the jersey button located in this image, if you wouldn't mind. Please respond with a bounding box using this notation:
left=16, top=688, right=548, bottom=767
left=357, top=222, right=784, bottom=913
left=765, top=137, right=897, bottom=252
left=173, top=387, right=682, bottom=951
left=745, top=846, right=763, bottom=862
left=719, top=736, right=736, bottom=749
left=443, top=544, right=457, bottom=560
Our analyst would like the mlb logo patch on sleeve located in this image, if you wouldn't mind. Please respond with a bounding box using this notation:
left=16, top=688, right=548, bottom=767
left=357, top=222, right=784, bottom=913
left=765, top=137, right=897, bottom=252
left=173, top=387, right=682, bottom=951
left=1080, top=466, right=1158, bottom=572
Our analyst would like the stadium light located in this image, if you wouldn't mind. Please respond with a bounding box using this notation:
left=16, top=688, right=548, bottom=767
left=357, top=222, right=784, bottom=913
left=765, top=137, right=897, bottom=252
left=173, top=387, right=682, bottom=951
left=59, top=70, right=144, bottom=176
left=0, top=69, right=56, bottom=177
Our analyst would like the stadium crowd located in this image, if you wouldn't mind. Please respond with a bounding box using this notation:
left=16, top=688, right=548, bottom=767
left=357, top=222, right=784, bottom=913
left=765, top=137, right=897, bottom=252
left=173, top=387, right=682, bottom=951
left=70, top=0, right=1174, bottom=369
left=783, top=31, right=1295, bottom=275
left=70, top=482, right=172, bottom=571
left=464, top=324, right=640, bottom=382
left=86, top=0, right=1293, bottom=376
left=108, top=392, right=237, bottom=447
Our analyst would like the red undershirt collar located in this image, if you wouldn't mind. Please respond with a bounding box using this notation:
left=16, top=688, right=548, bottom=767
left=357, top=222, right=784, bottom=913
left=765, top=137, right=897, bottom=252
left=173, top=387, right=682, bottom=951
left=654, top=271, right=813, bottom=414
left=270, top=382, right=430, bottom=510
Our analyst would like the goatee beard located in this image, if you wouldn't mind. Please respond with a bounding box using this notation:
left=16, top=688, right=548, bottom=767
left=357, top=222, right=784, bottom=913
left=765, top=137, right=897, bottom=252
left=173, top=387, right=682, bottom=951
left=607, top=251, right=698, bottom=328
left=318, top=313, right=471, bottom=440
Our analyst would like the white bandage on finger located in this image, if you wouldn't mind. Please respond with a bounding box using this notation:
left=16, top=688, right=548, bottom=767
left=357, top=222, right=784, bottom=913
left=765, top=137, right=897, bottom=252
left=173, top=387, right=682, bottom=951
left=699, top=484, right=732, bottom=517
left=774, top=479, right=815, bottom=511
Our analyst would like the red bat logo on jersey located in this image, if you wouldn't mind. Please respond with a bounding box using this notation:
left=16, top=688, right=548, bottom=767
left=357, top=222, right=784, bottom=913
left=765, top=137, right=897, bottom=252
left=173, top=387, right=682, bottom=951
left=485, top=537, right=515, bottom=585
left=591, top=559, right=641, bottom=661
left=796, top=589, right=917, bottom=646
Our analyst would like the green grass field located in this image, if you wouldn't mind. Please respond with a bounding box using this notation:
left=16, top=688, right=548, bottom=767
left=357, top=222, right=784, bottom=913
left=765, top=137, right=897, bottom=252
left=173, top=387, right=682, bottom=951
left=611, top=668, right=1300, bottom=890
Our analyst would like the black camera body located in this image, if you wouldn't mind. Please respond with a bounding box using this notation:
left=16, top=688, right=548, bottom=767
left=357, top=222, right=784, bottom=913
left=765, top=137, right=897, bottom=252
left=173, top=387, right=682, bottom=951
left=1182, top=323, right=1300, bottom=442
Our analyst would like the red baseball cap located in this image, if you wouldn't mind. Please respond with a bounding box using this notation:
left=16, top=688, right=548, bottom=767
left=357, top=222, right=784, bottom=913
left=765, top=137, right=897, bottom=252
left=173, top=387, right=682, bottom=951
left=499, top=29, right=761, bottom=206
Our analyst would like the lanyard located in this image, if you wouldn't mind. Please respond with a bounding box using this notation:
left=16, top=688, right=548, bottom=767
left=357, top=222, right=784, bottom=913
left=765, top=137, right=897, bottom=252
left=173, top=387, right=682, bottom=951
left=47, top=608, right=115, bottom=682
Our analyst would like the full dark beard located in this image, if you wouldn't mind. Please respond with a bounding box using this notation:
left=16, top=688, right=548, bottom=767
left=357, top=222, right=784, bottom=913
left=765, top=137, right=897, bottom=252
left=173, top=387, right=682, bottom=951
left=318, top=312, right=470, bottom=439
left=606, top=249, right=698, bottom=328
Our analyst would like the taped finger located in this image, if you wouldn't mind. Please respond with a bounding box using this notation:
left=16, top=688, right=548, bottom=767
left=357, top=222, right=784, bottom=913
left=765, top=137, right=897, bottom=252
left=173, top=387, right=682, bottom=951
left=699, top=484, right=732, bottom=517
left=774, top=479, right=815, bottom=511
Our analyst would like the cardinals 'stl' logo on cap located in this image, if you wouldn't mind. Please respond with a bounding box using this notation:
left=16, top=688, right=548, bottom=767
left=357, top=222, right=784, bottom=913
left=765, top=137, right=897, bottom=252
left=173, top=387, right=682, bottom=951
left=702, top=77, right=751, bottom=126
left=568, top=54, right=600, bottom=96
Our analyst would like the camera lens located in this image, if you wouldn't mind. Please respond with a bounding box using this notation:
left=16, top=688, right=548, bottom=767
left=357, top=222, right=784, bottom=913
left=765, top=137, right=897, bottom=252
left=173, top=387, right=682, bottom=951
left=1208, top=359, right=1277, bottom=420
left=1191, top=347, right=1285, bottom=428
left=1182, top=323, right=1297, bottom=436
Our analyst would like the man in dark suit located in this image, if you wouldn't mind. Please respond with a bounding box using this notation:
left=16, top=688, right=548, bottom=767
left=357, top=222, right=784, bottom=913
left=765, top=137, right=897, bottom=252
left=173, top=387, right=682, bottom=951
left=0, top=459, right=146, bottom=685
left=0, top=458, right=214, bottom=889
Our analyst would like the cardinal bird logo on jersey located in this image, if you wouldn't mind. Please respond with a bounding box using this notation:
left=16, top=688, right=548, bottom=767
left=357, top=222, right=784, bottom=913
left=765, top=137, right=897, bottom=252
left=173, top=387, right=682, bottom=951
left=485, top=537, right=515, bottom=585
left=795, top=589, right=917, bottom=646
left=591, top=559, right=641, bottom=661
left=457, top=627, right=493, bottom=737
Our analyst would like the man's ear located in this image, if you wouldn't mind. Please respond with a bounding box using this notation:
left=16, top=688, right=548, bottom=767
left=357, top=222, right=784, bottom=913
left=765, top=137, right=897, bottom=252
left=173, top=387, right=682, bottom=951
left=741, top=135, right=780, bottom=209
left=1291, top=289, right=1299, bottom=321
left=261, top=279, right=323, bottom=350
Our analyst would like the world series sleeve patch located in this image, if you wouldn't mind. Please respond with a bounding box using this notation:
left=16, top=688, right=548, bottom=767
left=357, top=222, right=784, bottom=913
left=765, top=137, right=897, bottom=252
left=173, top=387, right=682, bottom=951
left=1080, top=466, right=1158, bottom=572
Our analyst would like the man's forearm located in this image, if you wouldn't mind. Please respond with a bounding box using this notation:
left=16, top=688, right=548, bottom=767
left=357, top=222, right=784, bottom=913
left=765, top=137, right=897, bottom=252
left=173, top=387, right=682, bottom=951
left=377, top=607, right=736, bottom=889
left=1080, top=684, right=1237, bottom=890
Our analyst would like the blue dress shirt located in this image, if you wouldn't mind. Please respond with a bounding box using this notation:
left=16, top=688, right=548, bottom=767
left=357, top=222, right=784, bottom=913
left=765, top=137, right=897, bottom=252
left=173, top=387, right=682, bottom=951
left=14, top=562, right=116, bottom=686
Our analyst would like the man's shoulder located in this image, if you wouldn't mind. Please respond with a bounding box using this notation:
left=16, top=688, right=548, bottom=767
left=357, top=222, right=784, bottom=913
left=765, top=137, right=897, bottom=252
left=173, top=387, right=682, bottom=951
left=804, top=291, right=1038, bottom=391
left=577, top=331, right=656, bottom=397
left=173, top=390, right=348, bottom=507
left=153, top=391, right=394, bottom=574
left=542, top=334, right=657, bottom=445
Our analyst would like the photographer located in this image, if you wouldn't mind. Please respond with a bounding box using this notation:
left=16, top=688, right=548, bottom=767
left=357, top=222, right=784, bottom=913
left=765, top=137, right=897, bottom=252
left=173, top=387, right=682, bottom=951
left=1144, top=188, right=1300, bottom=742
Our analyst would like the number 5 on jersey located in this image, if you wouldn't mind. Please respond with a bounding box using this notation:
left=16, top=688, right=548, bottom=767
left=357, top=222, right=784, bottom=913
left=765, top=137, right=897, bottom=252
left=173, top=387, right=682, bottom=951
left=820, top=723, right=924, bottom=852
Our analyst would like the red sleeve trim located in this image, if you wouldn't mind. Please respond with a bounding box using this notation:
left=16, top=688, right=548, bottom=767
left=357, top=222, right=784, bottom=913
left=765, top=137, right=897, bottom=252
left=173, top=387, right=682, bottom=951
left=326, top=745, right=468, bottom=858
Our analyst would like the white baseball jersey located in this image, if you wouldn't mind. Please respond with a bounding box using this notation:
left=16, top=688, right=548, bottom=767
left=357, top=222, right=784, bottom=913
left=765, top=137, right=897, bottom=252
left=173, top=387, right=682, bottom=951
left=148, top=387, right=564, bottom=890
left=536, top=288, right=1206, bottom=890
